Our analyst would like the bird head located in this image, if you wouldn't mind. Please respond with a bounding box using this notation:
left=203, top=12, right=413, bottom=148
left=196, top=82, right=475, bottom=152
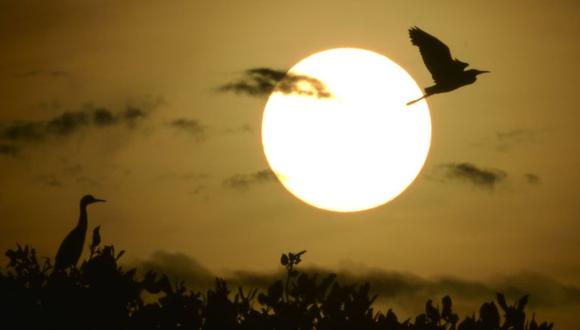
left=81, top=194, right=106, bottom=206
left=473, top=69, right=490, bottom=76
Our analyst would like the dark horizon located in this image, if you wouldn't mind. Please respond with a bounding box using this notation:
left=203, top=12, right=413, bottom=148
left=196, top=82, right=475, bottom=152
left=0, top=230, right=558, bottom=329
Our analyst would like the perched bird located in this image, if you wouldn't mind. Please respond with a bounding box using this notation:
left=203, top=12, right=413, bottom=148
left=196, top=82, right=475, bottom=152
left=407, top=26, right=489, bottom=105
left=54, top=194, right=105, bottom=271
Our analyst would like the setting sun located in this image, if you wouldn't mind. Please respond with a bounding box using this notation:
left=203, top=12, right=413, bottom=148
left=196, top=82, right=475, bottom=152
left=262, top=48, right=431, bottom=212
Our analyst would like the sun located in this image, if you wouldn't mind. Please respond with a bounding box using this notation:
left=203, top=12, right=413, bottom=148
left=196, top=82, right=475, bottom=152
left=262, top=48, right=431, bottom=212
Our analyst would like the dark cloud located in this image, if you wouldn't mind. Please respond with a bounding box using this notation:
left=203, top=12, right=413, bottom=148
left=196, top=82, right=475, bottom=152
left=0, top=143, right=19, bottom=156
left=222, top=169, right=278, bottom=191
left=76, top=176, right=101, bottom=187
left=46, top=179, right=64, bottom=187
left=35, top=175, right=64, bottom=188
left=224, top=124, right=253, bottom=135
left=524, top=173, right=541, bottom=185
left=132, top=252, right=580, bottom=311
left=124, top=106, right=148, bottom=125
left=12, top=69, right=70, bottom=78
left=153, top=171, right=210, bottom=197
left=435, top=162, right=507, bottom=188
left=169, top=118, right=206, bottom=140
left=494, top=129, right=542, bottom=152
left=0, top=104, right=152, bottom=149
left=180, top=173, right=210, bottom=181
left=188, top=185, right=206, bottom=196
left=496, top=129, right=539, bottom=143
left=218, top=68, right=332, bottom=99
left=0, top=121, right=45, bottom=142
left=473, top=129, right=543, bottom=152
left=155, top=172, right=210, bottom=182
left=46, top=111, right=91, bottom=136
left=135, top=251, right=215, bottom=291
left=337, top=269, right=580, bottom=311
left=93, top=108, right=117, bottom=126
left=64, top=164, right=83, bottom=174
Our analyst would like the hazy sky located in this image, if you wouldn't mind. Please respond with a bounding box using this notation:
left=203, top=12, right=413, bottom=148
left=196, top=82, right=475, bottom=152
left=1, top=0, right=579, bottom=326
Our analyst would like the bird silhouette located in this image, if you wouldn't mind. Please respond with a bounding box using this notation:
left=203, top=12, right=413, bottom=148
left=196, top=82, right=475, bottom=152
left=407, top=26, right=489, bottom=105
left=54, top=194, right=105, bottom=271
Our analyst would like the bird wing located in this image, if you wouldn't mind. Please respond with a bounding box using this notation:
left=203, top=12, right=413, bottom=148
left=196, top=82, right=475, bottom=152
left=409, top=27, right=467, bottom=83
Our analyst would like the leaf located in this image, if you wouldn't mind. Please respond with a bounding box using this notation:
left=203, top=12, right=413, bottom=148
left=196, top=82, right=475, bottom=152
left=496, top=293, right=508, bottom=312
left=517, top=294, right=529, bottom=311
left=258, top=293, right=267, bottom=305
left=268, top=280, right=283, bottom=300
left=280, top=254, right=289, bottom=266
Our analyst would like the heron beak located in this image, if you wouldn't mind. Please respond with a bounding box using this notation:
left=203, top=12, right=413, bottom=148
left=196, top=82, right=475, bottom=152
left=477, top=70, right=490, bottom=75
left=95, top=198, right=106, bottom=203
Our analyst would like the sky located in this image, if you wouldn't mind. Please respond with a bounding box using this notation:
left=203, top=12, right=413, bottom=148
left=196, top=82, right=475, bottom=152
left=1, top=0, right=579, bottom=327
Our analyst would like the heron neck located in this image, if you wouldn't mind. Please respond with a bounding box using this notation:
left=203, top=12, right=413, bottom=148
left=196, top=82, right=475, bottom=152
left=78, top=203, right=88, bottom=231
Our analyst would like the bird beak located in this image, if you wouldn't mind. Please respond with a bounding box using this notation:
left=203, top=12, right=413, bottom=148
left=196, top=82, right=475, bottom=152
left=95, top=198, right=106, bottom=203
left=477, top=70, right=490, bottom=75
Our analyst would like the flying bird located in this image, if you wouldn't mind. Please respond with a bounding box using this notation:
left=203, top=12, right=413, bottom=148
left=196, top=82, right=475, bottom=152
left=54, top=194, right=105, bottom=271
left=407, top=26, right=489, bottom=105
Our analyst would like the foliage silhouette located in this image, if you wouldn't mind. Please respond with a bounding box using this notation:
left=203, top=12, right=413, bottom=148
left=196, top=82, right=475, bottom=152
left=1, top=234, right=554, bottom=329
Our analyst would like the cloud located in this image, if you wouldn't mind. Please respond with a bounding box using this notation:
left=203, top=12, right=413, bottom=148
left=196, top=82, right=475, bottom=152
left=0, top=121, right=45, bottom=142
left=12, top=69, right=70, bottom=78
left=472, top=129, right=543, bottom=152
left=0, top=104, right=153, bottom=150
left=222, top=169, right=278, bottom=191
left=496, top=129, right=539, bottom=143
left=35, top=175, right=65, bottom=188
left=434, top=162, right=507, bottom=188
left=0, top=143, right=19, bottom=156
left=124, top=106, right=148, bottom=123
left=188, top=184, right=206, bottom=196
left=76, top=176, right=101, bottom=187
left=169, top=118, right=206, bottom=141
left=217, top=68, right=332, bottom=99
left=0, top=106, right=148, bottom=141
left=330, top=268, right=580, bottom=311
left=63, top=164, right=83, bottom=175
left=224, top=124, right=253, bottom=135
left=155, top=171, right=210, bottom=182
left=135, top=250, right=215, bottom=291
left=153, top=171, right=210, bottom=197
left=494, top=129, right=542, bottom=152
left=132, top=251, right=580, bottom=312
left=524, top=173, right=541, bottom=185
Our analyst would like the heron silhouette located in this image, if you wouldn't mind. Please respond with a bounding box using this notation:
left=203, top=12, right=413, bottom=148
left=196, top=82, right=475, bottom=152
left=407, top=26, right=489, bottom=105
left=54, top=194, right=105, bottom=271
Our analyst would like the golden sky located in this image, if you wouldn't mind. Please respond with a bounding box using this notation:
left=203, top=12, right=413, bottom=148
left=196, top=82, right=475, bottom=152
left=1, top=0, right=579, bottom=326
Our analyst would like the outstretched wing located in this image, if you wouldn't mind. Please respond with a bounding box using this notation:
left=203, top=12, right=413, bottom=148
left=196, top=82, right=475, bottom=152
left=409, top=27, right=467, bottom=83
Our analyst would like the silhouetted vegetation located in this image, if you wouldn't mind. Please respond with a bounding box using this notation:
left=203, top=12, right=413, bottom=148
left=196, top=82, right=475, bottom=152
left=1, top=230, right=554, bottom=329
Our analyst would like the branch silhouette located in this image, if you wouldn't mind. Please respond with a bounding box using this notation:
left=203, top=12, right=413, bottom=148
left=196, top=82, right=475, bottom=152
left=0, top=195, right=554, bottom=329
left=0, top=241, right=554, bottom=329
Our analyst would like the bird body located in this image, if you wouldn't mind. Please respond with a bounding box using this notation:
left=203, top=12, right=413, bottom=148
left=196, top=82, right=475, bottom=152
left=407, top=27, right=489, bottom=105
left=54, top=194, right=105, bottom=271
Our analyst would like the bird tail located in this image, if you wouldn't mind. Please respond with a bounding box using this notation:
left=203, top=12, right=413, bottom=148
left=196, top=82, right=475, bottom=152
left=406, top=86, right=436, bottom=106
